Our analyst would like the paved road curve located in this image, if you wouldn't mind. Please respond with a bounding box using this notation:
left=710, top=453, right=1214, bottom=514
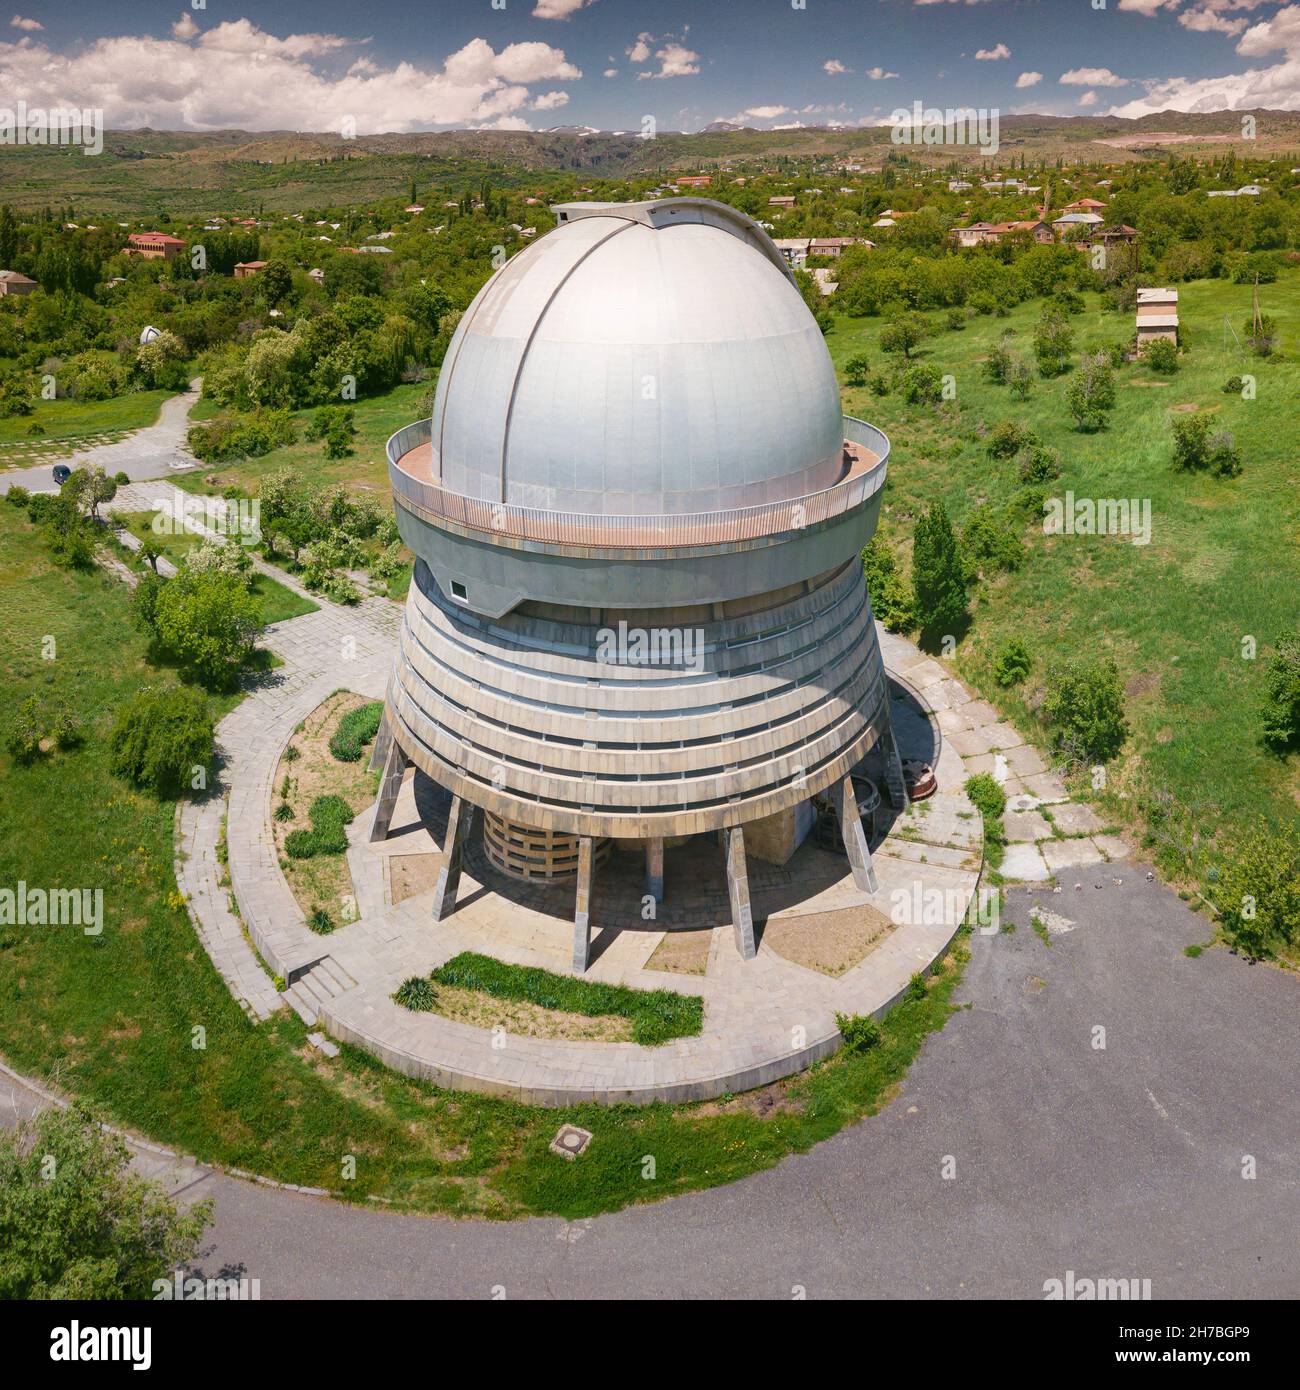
left=12, top=872, right=1291, bottom=1299
left=0, top=378, right=202, bottom=495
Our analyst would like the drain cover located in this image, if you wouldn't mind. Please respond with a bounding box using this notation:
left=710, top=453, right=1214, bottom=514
left=549, top=1124, right=593, bottom=1161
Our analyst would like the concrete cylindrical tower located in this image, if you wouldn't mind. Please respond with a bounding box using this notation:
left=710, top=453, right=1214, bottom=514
left=377, top=197, right=899, bottom=961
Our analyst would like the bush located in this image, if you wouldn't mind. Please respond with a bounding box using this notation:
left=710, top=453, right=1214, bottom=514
left=1207, top=429, right=1244, bottom=478
left=962, top=505, right=1026, bottom=579
left=965, top=772, right=1007, bottom=866
left=945, top=308, right=965, bottom=331
left=1143, top=338, right=1178, bottom=373
left=394, top=976, right=438, bottom=1012
left=1018, top=443, right=1061, bottom=484
left=987, top=420, right=1034, bottom=460
left=844, top=353, right=871, bottom=387
left=4, top=696, right=45, bottom=765
left=1171, top=413, right=1243, bottom=477
left=1211, top=822, right=1300, bottom=961
left=307, top=906, right=336, bottom=935
left=1066, top=352, right=1116, bottom=432
left=187, top=408, right=296, bottom=463
left=983, top=342, right=1012, bottom=384
left=108, top=686, right=214, bottom=798
left=284, top=794, right=354, bottom=858
left=1042, top=658, right=1129, bottom=764
left=861, top=536, right=917, bottom=633
left=1006, top=356, right=1035, bottom=400
left=1261, top=634, right=1300, bottom=752
left=1222, top=375, right=1244, bottom=394
left=835, top=1012, right=882, bottom=1053
left=6, top=484, right=29, bottom=508
left=274, top=802, right=294, bottom=822
left=902, top=362, right=943, bottom=405
left=329, top=701, right=384, bottom=762
left=144, top=570, right=262, bottom=689
left=992, top=636, right=1032, bottom=688
left=1034, top=308, right=1073, bottom=377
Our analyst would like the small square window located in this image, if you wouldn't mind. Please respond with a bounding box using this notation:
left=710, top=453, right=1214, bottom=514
left=450, top=580, right=468, bottom=601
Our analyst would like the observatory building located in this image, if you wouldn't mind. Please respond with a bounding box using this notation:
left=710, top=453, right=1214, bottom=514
left=373, top=197, right=907, bottom=969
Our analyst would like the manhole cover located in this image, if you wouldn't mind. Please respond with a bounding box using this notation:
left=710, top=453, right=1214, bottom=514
left=549, top=1124, right=593, bottom=1161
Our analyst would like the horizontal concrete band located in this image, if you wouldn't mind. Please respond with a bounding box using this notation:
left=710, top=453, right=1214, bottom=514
left=382, top=554, right=891, bottom=836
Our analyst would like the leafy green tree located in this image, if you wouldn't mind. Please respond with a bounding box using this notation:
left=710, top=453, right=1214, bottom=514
left=902, top=362, right=943, bottom=404
left=1065, top=352, right=1116, bottom=431
left=962, top=505, right=1026, bottom=579
left=1033, top=307, right=1073, bottom=377
left=66, top=465, right=117, bottom=521
left=911, top=501, right=968, bottom=638
left=258, top=257, right=293, bottom=306
left=880, top=311, right=928, bottom=361
left=1143, top=338, right=1178, bottom=373
left=1212, top=822, right=1300, bottom=960
left=108, top=685, right=215, bottom=798
left=146, top=571, right=262, bottom=689
left=0, top=1105, right=211, bottom=1299
left=861, top=536, right=916, bottom=632
left=1261, top=634, right=1300, bottom=752
left=1042, top=658, right=1129, bottom=763
left=844, top=353, right=871, bottom=387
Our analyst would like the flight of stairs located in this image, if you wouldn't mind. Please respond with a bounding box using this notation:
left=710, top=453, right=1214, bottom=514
left=283, top=957, right=358, bottom=1026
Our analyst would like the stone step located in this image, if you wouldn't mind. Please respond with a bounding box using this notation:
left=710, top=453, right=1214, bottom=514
left=283, top=984, right=318, bottom=1025
left=315, top=958, right=358, bottom=995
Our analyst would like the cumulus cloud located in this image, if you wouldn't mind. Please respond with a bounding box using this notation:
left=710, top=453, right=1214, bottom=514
left=532, top=0, right=597, bottom=17
left=172, top=12, right=198, bottom=41
left=1107, top=3, right=1300, bottom=114
left=638, top=41, right=701, bottom=79
left=975, top=43, right=1011, bottom=60
left=0, top=22, right=582, bottom=132
left=866, top=65, right=900, bottom=79
left=1060, top=66, right=1129, bottom=86
left=824, top=58, right=850, bottom=74
left=626, top=32, right=653, bottom=63
left=1016, top=70, right=1043, bottom=87
left=1078, top=90, right=1099, bottom=107
left=532, top=90, right=570, bottom=110
left=9, top=14, right=41, bottom=31
left=602, top=67, right=618, bottom=77
left=1177, top=0, right=1272, bottom=35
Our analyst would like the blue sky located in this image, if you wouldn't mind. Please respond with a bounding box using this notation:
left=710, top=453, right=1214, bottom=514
left=3, top=1, right=1299, bottom=132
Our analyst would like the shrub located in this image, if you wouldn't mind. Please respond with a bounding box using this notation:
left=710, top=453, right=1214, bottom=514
left=835, top=1012, right=882, bottom=1052
left=1018, top=443, right=1061, bottom=484
left=1042, top=658, right=1129, bottom=764
left=4, top=696, right=45, bottom=765
left=274, top=802, right=294, bottom=822
left=6, top=484, right=29, bottom=508
left=394, top=976, right=438, bottom=1012
left=992, top=636, right=1033, bottom=688
left=1143, top=338, right=1178, bottom=373
left=113, top=470, right=130, bottom=485
left=307, top=906, right=336, bottom=935
left=965, top=772, right=1007, bottom=866
left=1006, top=356, right=1035, bottom=400
left=1207, top=429, right=1244, bottom=478
left=284, top=794, right=354, bottom=858
left=1066, top=352, right=1116, bottom=431
left=962, top=505, right=1026, bottom=579
left=329, top=701, right=384, bottom=762
left=861, top=536, right=917, bottom=632
left=844, top=352, right=871, bottom=387
left=144, top=570, right=262, bottom=689
left=902, top=362, right=943, bottom=405
left=1211, top=822, right=1300, bottom=960
left=945, top=308, right=965, bottom=331
left=1222, top=375, right=1244, bottom=394
left=1261, top=634, right=1300, bottom=752
left=1244, top=313, right=1277, bottom=357
left=1034, top=308, right=1073, bottom=377
left=1171, top=411, right=1211, bottom=471
left=987, top=420, right=1034, bottom=460
left=912, top=502, right=968, bottom=637
left=108, top=686, right=214, bottom=798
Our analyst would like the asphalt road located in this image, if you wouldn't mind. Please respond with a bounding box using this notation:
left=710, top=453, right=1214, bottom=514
left=0, top=379, right=201, bottom=495
left=166, top=868, right=1300, bottom=1298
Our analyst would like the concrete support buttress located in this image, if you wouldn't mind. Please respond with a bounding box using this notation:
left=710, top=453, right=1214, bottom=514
left=645, top=838, right=664, bottom=908
left=839, top=775, right=879, bottom=895
left=881, top=717, right=910, bottom=811
left=725, top=826, right=757, bottom=960
left=369, top=739, right=409, bottom=843
left=431, top=794, right=469, bottom=923
left=369, top=709, right=395, bottom=773
left=572, top=835, right=595, bottom=973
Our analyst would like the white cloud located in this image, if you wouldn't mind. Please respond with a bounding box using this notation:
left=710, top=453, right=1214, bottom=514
left=824, top=58, right=850, bottom=75
left=9, top=15, right=41, bottom=31
left=1015, top=70, right=1043, bottom=88
left=602, top=67, right=618, bottom=77
left=0, top=23, right=582, bottom=132
left=532, top=90, right=570, bottom=110
left=1237, top=4, right=1300, bottom=56
left=626, top=32, right=653, bottom=63
left=637, top=42, right=700, bottom=80
left=172, top=12, right=198, bottom=41
left=975, top=43, right=1011, bottom=61
left=532, top=0, right=597, bottom=18
left=866, top=65, right=900, bottom=79
left=1117, top=0, right=1179, bottom=14
left=1060, top=66, right=1129, bottom=86
left=744, top=105, right=791, bottom=119
left=1078, top=90, right=1099, bottom=107
left=1178, top=0, right=1271, bottom=36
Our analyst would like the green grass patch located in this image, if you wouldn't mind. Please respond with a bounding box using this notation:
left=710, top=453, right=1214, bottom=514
left=429, top=952, right=703, bottom=1047
left=0, top=389, right=174, bottom=455
left=329, top=701, right=383, bottom=762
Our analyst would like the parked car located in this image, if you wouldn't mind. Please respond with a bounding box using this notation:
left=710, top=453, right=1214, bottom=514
left=52, top=463, right=71, bottom=485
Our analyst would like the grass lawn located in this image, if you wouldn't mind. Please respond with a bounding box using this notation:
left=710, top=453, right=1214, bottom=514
left=114, top=510, right=318, bottom=625
left=826, top=269, right=1300, bottom=873
left=174, top=381, right=430, bottom=499
left=0, top=503, right=971, bottom=1220
left=0, top=389, right=175, bottom=461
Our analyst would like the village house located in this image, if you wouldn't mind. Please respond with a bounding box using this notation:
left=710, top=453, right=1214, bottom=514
left=0, top=269, right=37, bottom=297
left=233, top=261, right=267, bottom=279
left=767, top=195, right=796, bottom=209
left=673, top=174, right=713, bottom=188
left=123, top=231, right=187, bottom=261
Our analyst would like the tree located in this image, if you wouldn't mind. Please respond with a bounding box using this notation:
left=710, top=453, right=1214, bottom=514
left=911, top=501, right=968, bottom=638
left=992, top=636, right=1032, bottom=688
left=880, top=311, right=928, bottom=361
left=258, top=257, right=293, bottom=307
left=861, top=535, right=916, bottom=632
left=145, top=571, right=262, bottom=689
left=902, top=362, right=943, bottom=404
left=844, top=353, right=871, bottom=387
left=1212, top=821, right=1300, bottom=960
left=1172, top=412, right=1243, bottom=477
left=66, top=465, right=117, bottom=521
left=1143, top=338, right=1178, bottom=373
left=1261, top=634, right=1300, bottom=753
left=1033, top=307, right=1073, bottom=377
left=0, top=1105, right=211, bottom=1299
left=137, top=535, right=163, bottom=573
left=108, top=685, right=215, bottom=798
left=1065, top=352, right=1116, bottom=431
left=1042, top=658, right=1129, bottom=763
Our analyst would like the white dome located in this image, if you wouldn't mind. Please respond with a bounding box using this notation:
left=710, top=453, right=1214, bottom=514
left=139, top=325, right=161, bottom=345
left=429, top=200, right=844, bottom=516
